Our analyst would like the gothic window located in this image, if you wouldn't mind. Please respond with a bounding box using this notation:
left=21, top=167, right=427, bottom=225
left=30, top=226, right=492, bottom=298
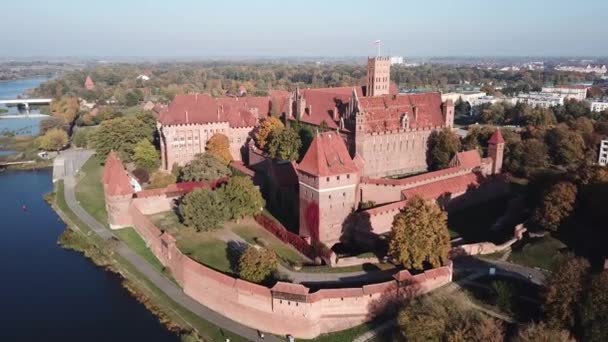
left=401, top=113, right=409, bottom=130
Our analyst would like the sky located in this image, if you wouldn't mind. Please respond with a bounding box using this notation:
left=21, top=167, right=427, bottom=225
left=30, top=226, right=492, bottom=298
left=1, top=0, right=608, bottom=58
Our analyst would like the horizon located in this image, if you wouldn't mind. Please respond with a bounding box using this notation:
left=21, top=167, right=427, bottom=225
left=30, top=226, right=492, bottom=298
left=2, top=0, right=608, bottom=58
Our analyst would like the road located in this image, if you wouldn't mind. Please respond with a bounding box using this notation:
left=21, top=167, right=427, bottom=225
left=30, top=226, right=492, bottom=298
left=57, top=149, right=282, bottom=342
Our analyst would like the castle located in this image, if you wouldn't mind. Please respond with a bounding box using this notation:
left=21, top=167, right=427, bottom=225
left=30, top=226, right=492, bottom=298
left=156, top=57, right=505, bottom=247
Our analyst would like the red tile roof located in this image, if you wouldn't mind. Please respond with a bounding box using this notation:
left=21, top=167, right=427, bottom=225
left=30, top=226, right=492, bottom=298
left=297, top=132, right=359, bottom=177
left=488, top=129, right=505, bottom=144
left=451, top=150, right=482, bottom=169
left=358, top=92, right=446, bottom=133
left=159, top=93, right=286, bottom=127
left=271, top=282, right=310, bottom=296
left=400, top=172, right=483, bottom=201
left=103, top=151, right=134, bottom=197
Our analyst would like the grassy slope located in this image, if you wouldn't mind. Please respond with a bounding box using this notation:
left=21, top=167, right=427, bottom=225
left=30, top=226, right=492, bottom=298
left=113, top=227, right=166, bottom=274
left=509, top=235, right=566, bottom=270
left=74, top=157, right=108, bottom=225
left=231, top=223, right=304, bottom=266
left=54, top=181, right=247, bottom=342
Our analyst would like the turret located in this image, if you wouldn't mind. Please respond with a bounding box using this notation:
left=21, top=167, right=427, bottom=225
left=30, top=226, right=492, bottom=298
left=488, top=129, right=505, bottom=175
left=441, top=99, right=455, bottom=128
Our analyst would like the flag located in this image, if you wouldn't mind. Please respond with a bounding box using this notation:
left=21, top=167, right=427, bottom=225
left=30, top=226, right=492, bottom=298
left=373, top=40, right=381, bottom=45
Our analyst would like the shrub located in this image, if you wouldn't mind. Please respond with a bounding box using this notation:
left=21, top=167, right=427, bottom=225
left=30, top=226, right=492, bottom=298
left=148, top=171, right=176, bottom=189
left=179, top=188, right=228, bottom=232
left=238, top=246, right=278, bottom=283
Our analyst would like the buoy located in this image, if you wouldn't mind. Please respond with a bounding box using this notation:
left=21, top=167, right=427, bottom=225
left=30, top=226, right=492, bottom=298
left=22, top=205, right=27, bottom=212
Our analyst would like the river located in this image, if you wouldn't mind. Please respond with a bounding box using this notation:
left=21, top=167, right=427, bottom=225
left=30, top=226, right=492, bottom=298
left=0, top=76, right=178, bottom=341
left=0, top=169, right=178, bottom=341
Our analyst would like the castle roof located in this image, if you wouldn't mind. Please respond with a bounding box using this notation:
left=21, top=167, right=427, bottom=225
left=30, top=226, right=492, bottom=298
left=488, top=129, right=505, bottom=144
left=103, top=151, right=134, bottom=197
left=451, top=150, right=482, bottom=169
left=400, top=172, right=483, bottom=201
left=358, top=92, right=446, bottom=133
left=297, top=132, right=359, bottom=177
left=159, top=93, right=286, bottom=127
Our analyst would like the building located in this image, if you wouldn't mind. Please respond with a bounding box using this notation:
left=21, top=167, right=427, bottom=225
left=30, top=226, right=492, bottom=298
left=541, top=85, right=588, bottom=101
left=366, top=56, right=391, bottom=97
left=441, top=91, right=487, bottom=104
left=390, top=56, right=404, bottom=65
left=599, top=140, right=608, bottom=166
left=516, top=92, right=564, bottom=108
left=587, top=99, right=608, bottom=112
left=555, top=64, right=607, bottom=74
left=136, top=74, right=151, bottom=81
left=84, top=75, right=95, bottom=91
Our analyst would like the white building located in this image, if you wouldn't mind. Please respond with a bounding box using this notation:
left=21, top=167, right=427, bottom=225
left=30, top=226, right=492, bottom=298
left=516, top=92, right=564, bottom=108
left=587, top=99, right=608, bottom=112
left=599, top=140, right=608, bottom=166
left=390, top=56, right=404, bottom=65
left=555, top=64, right=607, bottom=74
left=441, top=91, right=487, bottom=104
left=542, top=85, right=588, bottom=101
left=136, top=74, right=150, bottom=81
left=470, top=95, right=501, bottom=107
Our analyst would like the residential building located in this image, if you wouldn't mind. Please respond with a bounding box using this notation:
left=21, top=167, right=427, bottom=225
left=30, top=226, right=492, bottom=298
left=599, top=140, right=608, bottom=166
left=587, top=99, right=608, bottom=112
left=390, top=56, right=404, bottom=65
left=516, top=92, right=564, bottom=108
left=542, top=85, right=588, bottom=101
left=555, top=64, right=607, bottom=74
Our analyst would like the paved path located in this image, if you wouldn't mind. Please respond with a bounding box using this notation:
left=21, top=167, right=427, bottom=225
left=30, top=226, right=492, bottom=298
left=59, top=150, right=282, bottom=342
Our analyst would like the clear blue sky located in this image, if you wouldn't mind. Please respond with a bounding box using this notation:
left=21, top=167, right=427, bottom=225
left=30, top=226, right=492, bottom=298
left=2, top=0, right=607, bottom=57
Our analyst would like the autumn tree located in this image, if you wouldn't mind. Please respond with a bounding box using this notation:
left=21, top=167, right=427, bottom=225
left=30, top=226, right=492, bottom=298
left=148, top=171, right=176, bottom=189
left=267, top=127, right=302, bottom=161
left=388, top=196, right=451, bottom=271
left=179, top=188, right=228, bottom=232
left=90, top=116, right=154, bottom=161
left=545, top=126, right=585, bottom=166
left=580, top=272, right=608, bottom=341
left=38, top=128, right=68, bottom=151
left=543, top=253, right=590, bottom=329
left=219, top=176, right=265, bottom=221
left=255, top=116, right=284, bottom=150
left=504, top=138, right=549, bottom=175
left=532, top=181, right=578, bottom=231
left=427, top=128, right=461, bottom=170
left=205, top=133, right=232, bottom=164
left=237, top=246, right=278, bottom=283
left=132, top=139, right=160, bottom=171
left=179, top=153, right=231, bottom=182
left=513, top=322, right=574, bottom=342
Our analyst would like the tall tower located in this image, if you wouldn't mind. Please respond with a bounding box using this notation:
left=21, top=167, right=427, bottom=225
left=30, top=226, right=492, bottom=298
left=366, top=56, right=391, bottom=97
left=488, top=129, right=505, bottom=175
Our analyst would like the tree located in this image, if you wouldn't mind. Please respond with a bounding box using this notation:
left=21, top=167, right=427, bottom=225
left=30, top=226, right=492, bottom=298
left=545, top=126, right=585, bottom=166
left=148, top=171, right=176, bottom=189
left=513, top=322, right=574, bottom=342
left=132, top=139, right=160, bottom=171
left=255, top=116, right=284, bottom=150
left=580, top=272, right=608, bottom=342
left=267, top=127, right=302, bottom=161
left=38, top=128, right=68, bottom=151
left=388, top=196, right=451, bottom=271
left=523, top=107, right=557, bottom=127
left=427, top=128, right=461, bottom=170
left=220, top=176, right=265, bottom=221
left=206, top=133, right=232, bottom=164
left=454, top=98, right=471, bottom=117
left=90, top=116, right=154, bottom=161
left=532, top=181, right=577, bottom=231
left=71, top=128, right=91, bottom=148
left=504, top=139, right=549, bottom=175
left=40, top=117, right=67, bottom=134
left=179, top=153, right=231, bottom=182
left=179, top=188, right=228, bottom=232
left=544, top=253, right=590, bottom=329
left=238, top=246, right=278, bottom=283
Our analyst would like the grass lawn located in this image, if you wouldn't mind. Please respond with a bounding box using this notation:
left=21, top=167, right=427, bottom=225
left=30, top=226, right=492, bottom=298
left=231, top=221, right=305, bottom=266
left=75, top=157, right=108, bottom=226
left=509, top=235, right=566, bottom=271
left=114, top=227, right=166, bottom=274
left=54, top=181, right=247, bottom=342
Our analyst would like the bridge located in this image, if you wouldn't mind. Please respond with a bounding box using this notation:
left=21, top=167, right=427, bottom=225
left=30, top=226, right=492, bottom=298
left=0, top=98, right=53, bottom=115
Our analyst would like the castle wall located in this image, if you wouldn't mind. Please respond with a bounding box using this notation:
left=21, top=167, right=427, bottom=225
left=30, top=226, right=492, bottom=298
left=105, top=194, right=133, bottom=229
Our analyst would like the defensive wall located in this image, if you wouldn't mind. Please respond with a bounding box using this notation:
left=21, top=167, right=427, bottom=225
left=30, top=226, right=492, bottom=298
left=119, top=183, right=452, bottom=339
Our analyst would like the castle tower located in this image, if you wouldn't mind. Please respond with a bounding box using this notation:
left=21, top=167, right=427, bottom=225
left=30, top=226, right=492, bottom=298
left=366, top=56, right=391, bottom=97
left=102, top=151, right=135, bottom=229
left=296, top=132, right=360, bottom=246
left=488, top=129, right=505, bottom=175
left=441, top=99, right=455, bottom=128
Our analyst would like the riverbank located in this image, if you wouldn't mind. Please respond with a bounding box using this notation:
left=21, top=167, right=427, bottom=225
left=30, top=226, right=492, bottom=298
left=50, top=180, right=246, bottom=342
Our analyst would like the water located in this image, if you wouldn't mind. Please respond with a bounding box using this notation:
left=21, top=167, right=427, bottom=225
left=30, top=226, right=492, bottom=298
left=0, top=169, right=178, bottom=342
left=0, top=78, right=50, bottom=136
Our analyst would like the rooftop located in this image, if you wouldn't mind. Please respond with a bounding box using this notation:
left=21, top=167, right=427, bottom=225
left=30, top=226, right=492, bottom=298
left=297, top=131, right=359, bottom=177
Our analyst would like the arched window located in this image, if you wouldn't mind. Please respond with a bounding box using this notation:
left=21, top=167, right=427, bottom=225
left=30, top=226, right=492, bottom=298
left=401, top=113, right=409, bottom=130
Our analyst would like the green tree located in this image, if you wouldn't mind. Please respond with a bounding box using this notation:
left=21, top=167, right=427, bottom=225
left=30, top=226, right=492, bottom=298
left=388, top=196, right=451, bottom=271
left=523, top=107, right=557, bottom=126
left=38, top=128, right=68, bottom=151
left=532, top=181, right=578, bottom=231
left=179, top=153, right=231, bottom=182
left=505, top=138, right=549, bottom=175
left=513, top=322, right=574, bottom=342
left=91, top=116, right=154, bottom=161
left=237, top=246, right=278, bottom=284
left=545, top=126, right=585, bottom=166
left=427, top=128, right=461, bottom=170
left=179, top=188, right=228, bottom=232
left=580, top=272, right=608, bottom=342
left=254, top=116, right=284, bottom=150
left=206, top=133, right=232, bottom=164
left=267, top=127, right=302, bottom=161
left=132, top=139, right=160, bottom=171
left=544, top=253, right=590, bottom=329
left=220, top=176, right=265, bottom=221
left=71, top=128, right=92, bottom=148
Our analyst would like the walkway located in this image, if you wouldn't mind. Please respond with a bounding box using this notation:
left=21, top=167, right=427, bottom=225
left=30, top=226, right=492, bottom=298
left=57, top=150, right=282, bottom=342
